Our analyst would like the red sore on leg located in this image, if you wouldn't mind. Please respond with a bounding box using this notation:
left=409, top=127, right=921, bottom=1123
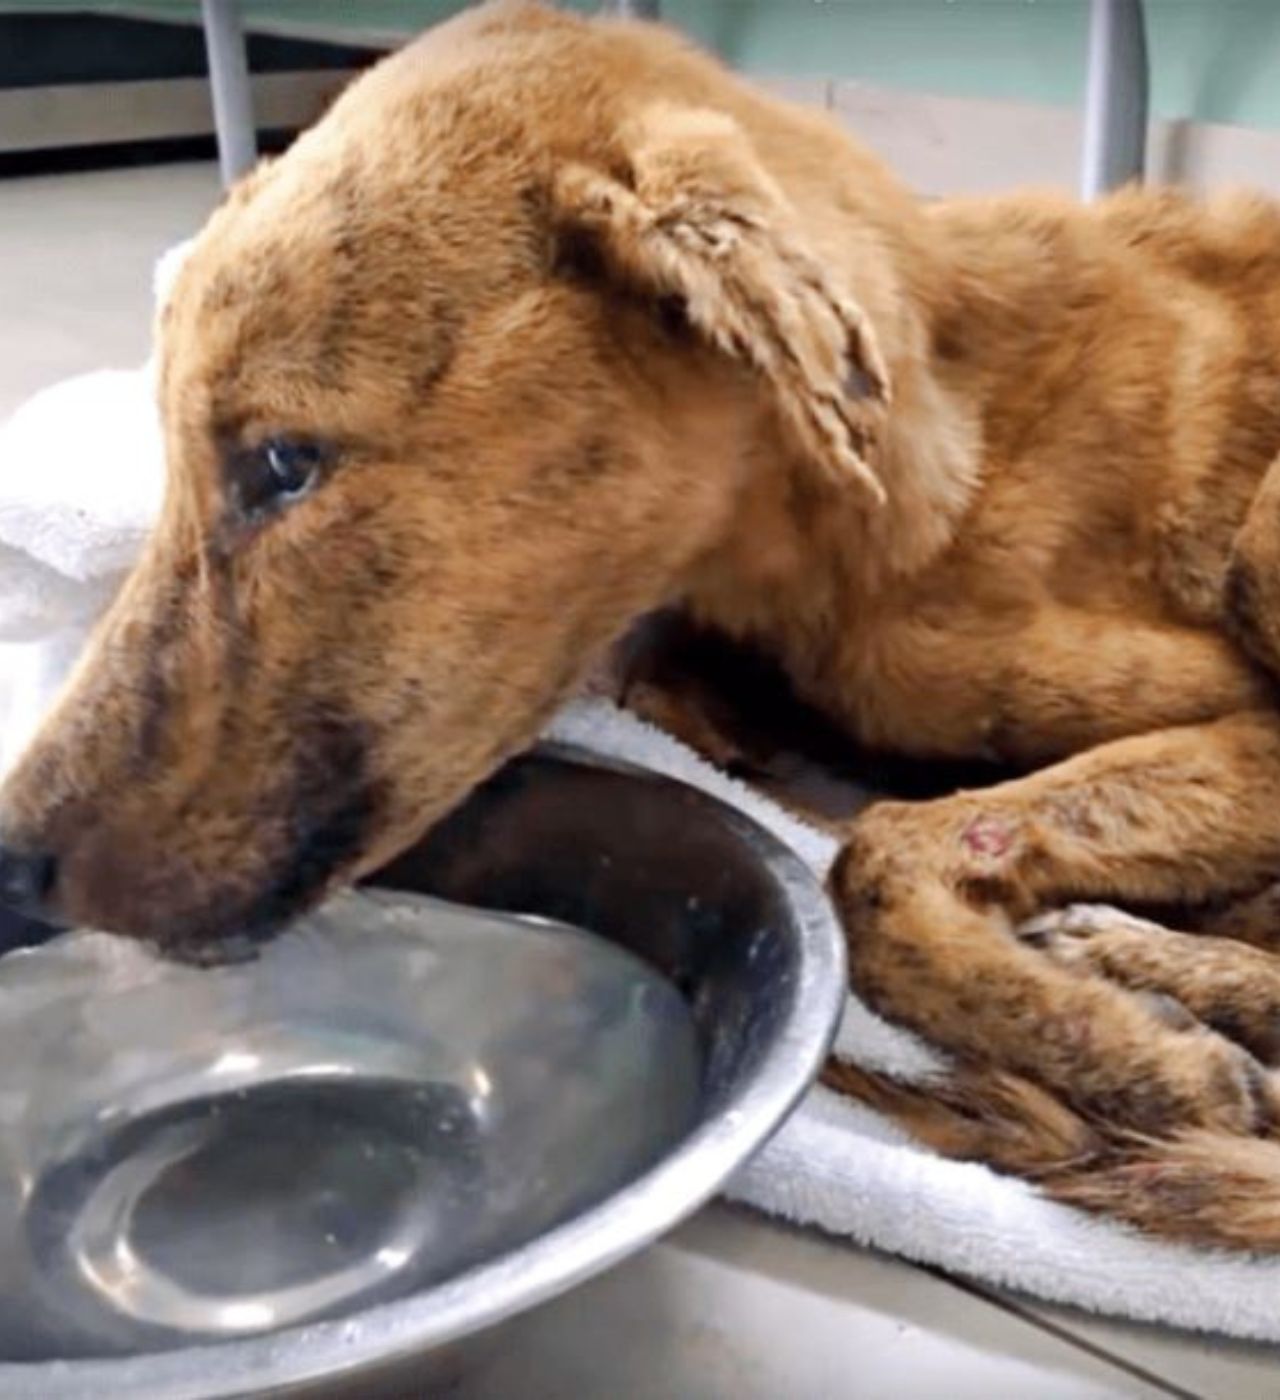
left=961, top=814, right=1017, bottom=861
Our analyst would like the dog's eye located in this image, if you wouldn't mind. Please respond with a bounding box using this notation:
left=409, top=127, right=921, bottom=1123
left=234, top=438, right=326, bottom=517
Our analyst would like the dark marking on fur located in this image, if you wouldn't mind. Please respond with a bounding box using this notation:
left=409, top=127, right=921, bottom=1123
left=932, top=319, right=965, bottom=363
left=200, top=268, right=240, bottom=318
left=131, top=596, right=182, bottom=775
left=202, top=542, right=260, bottom=741
left=959, top=873, right=1017, bottom=908
left=411, top=297, right=462, bottom=398
left=385, top=677, right=429, bottom=729
left=1232, top=1054, right=1276, bottom=1134
left=519, top=179, right=551, bottom=230
left=785, top=460, right=824, bottom=531
left=839, top=868, right=890, bottom=926
left=553, top=224, right=609, bottom=287
left=657, top=293, right=690, bottom=339
left=1224, top=559, right=1268, bottom=663
left=522, top=435, right=617, bottom=503
left=311, top=161, right=365, bottom=390
left=566, top=436, right=614, bottom=484
left=131, top=557, right=202, bottom=775
left=1209, top=1006, right=1257, bottom=1054
left=234, top=713, right=385, bottom=939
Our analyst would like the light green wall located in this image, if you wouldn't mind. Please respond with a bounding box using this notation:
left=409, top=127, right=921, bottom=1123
left=10, top=2, right=1280, bottom=134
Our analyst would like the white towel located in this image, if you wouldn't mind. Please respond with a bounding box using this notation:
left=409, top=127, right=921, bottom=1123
left=0, top=241, right=192, bottom=773
left=6, top=239, right=1280, bottom=1342
left=0, top=368, right=164, bottom=774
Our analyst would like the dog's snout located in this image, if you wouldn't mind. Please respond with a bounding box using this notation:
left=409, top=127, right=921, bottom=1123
left=0, top=842, right=57, bottom=920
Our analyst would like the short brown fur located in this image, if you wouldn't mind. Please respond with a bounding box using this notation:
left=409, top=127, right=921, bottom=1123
left=9, top=1, right=1280, bottom=1247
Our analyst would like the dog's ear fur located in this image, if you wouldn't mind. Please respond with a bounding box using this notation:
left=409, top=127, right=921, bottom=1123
left=551, top=105, right=891, bottom=506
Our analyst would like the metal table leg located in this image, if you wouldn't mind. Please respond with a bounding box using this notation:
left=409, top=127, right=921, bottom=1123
left=200, top=0, right=257, bottom=186
left=1080, top=0, right=1148, bottom=198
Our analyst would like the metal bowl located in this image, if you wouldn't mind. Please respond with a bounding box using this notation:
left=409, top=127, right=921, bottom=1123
left=0, top=744, right=845, bottom=1399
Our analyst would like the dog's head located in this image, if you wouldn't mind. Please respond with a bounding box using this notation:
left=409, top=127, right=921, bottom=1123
left=0, top=1, right=893, bottom=949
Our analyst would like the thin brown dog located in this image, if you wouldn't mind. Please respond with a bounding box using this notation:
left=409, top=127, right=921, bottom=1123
left=6, top=0, right=1280, bottom=1248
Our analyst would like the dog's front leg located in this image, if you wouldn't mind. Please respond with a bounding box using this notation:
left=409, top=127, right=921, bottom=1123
left=828, top=710, right=1280, bottom=1140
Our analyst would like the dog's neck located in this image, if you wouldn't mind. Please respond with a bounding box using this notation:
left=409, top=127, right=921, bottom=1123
left=682, top=294, right=983, bottom=691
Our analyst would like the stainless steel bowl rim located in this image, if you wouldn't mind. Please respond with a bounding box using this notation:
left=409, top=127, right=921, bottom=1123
left=0, top=743, right=846, bottom=1400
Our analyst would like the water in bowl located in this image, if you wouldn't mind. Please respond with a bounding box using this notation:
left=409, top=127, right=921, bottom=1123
left=0, top=890, right=701, bottom=1359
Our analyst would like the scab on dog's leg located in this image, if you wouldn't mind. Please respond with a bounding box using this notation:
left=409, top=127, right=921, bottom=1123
left=829, top=711, right=1280, bottom=1138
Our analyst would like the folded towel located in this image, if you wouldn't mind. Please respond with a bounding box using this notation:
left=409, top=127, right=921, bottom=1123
left=0, top=237, right=183, bottom=608
left=0, top=367, right=163, bottom=774
left=0, top=368, right=163, bottom=596
left=0, top=239, right=187, bottom=771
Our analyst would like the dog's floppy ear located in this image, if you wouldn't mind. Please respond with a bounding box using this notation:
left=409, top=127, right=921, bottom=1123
left=552, top=105, right=891, bottom=505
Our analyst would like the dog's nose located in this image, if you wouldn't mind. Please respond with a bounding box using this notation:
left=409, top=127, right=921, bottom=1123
left=0, top=842, right=57, bottom=919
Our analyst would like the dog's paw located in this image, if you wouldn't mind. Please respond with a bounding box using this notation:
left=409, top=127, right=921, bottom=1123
left=1018, top=905, right=1203, bottom=1029
left=1020, top=902, right=1160, bottom=941
left=1023, top=905, right=1280, bottom=1070
left=1019, top=903, right=1160, bottom=968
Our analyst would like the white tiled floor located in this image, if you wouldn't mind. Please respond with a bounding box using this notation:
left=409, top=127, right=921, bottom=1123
left=4, top=159, right=1280, bottom=1399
